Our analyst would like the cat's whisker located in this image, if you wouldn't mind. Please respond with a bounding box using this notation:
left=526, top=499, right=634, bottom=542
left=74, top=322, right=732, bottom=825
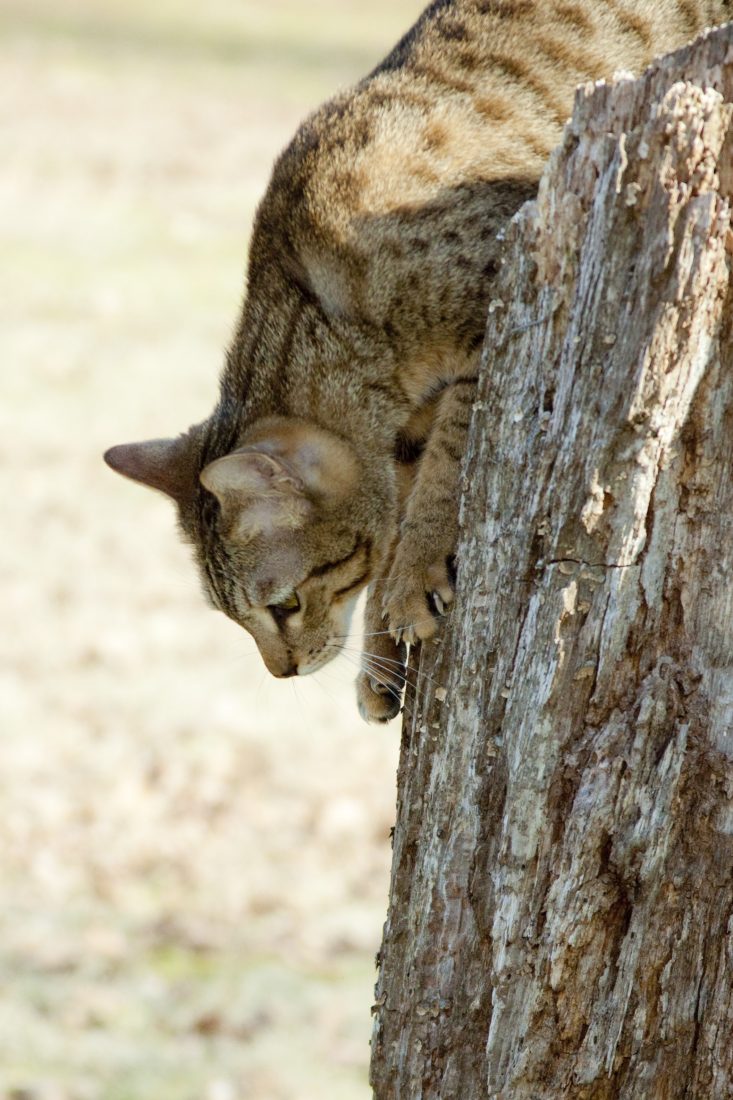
left=354, top=653, right=423, bottom=697
left=316, top=662, right=352, bottom=684
left=338, top=648, right=399, bottom=684
left=344, top=651, right=413, bottom=684
left=308, top=671, right=344, bottom=708
left=289, top=678, right=317, bottom=736
left=335, top=611, right=453, bottom=642
left=227, top=649, right=262, bottom=669
left=329, top=643, right=408, bottom=678
left=359, top=661, right=408, bottom=698
left=357, top=650, right=408, bottom=669
left=255, top=667, right=268, bottom=711
left=335, top=629, right=400, bottom=640
left=333, top=641, right=395, bottom=658
left=364, top=664, right=428, bottom=698
left=332, top=641, right=441, bottom=694
left=344, top=647, right=444, bottom=692
left=360, top=656, right=409, bottom=686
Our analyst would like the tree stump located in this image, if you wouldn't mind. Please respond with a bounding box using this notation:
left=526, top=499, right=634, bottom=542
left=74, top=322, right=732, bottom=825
left=371, top=24, right=733, bottom=1100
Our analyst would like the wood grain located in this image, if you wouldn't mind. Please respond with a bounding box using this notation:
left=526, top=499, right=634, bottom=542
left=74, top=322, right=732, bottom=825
left=371, top=23, right=733, bottom=1100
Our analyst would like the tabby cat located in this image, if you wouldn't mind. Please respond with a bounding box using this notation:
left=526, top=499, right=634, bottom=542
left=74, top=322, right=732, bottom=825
left=105, top=0, right=731, bottom=722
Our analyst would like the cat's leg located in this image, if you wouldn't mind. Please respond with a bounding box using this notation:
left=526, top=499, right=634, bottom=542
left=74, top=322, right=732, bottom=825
left=382, top=376, right=475, bottom=643
left=356, top=547, right=408, bottom=723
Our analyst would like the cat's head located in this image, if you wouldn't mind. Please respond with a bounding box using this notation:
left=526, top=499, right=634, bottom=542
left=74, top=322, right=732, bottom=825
left=104, top=417, right=393, bottom=676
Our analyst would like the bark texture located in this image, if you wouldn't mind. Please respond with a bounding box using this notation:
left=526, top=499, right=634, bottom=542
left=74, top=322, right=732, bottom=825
left=371, top=25, right=733, bottom=1100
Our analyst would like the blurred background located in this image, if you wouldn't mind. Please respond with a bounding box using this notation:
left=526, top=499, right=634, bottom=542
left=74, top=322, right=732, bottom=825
left=0, top=1, right=423, bottom=1097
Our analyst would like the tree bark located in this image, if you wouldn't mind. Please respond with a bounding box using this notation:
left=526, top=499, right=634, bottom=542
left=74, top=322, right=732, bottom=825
left=371, top=25, right=733, bottom=1100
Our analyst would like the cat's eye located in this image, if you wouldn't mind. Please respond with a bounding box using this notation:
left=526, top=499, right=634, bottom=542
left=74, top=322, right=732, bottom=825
left=268, top=593, right=300, bottom=615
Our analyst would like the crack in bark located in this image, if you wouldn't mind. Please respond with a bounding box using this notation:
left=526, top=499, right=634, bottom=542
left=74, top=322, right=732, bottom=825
left=543, top=557, right=639, bottom=570
left=372, top=26, right=733, bottom=1100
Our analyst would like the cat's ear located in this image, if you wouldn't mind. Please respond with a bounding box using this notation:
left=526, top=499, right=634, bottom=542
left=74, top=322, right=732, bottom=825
left=103, top=437, right=196, bottom=503
left=200, top=422, right=359, bottom=542
left=200, top=451, right=312, bottom=541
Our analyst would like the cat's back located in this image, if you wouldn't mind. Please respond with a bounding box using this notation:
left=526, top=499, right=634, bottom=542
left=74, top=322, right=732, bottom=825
left=254, top=0, right=730, bottom=259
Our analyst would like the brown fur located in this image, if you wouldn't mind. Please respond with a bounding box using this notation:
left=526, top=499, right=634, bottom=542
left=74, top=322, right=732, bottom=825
left=104, top=0, right=731, bottom=721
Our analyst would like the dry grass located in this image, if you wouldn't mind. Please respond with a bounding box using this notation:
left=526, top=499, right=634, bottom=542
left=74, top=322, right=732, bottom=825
left=0, top=2, right=423, bottom=1096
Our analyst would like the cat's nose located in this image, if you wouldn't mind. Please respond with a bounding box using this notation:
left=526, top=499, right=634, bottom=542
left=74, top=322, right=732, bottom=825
left=275, top=662, right=298, bottom=678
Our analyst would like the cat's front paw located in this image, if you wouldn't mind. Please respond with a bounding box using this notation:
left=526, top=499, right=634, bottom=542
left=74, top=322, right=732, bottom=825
left=382, top=550, right=456, bottom=644
left=357, top=670, right=403, bottom=723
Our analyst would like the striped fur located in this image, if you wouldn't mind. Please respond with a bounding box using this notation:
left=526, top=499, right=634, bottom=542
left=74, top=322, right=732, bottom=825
left=106, top=0, right=731, bottom=721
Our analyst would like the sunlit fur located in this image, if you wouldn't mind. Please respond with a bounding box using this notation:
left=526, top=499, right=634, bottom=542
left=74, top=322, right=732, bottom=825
left=105, top=0, right=731, bottom=720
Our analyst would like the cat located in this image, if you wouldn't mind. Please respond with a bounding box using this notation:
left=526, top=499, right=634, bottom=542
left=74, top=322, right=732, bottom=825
left=105, top=0, right=731, bottom=723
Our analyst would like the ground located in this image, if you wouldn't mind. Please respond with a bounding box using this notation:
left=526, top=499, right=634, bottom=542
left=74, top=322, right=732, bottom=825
left=0, top=2, right=423, bottom=1096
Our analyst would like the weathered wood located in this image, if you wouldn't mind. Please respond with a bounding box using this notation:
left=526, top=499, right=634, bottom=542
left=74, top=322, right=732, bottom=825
left=371, top=25, right=733, bottom=1100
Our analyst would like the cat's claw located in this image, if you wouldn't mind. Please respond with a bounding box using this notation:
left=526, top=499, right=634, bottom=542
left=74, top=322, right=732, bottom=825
left=382, top=554, right=456, bottom=643
left=390, top=623, right=423, bottom=647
